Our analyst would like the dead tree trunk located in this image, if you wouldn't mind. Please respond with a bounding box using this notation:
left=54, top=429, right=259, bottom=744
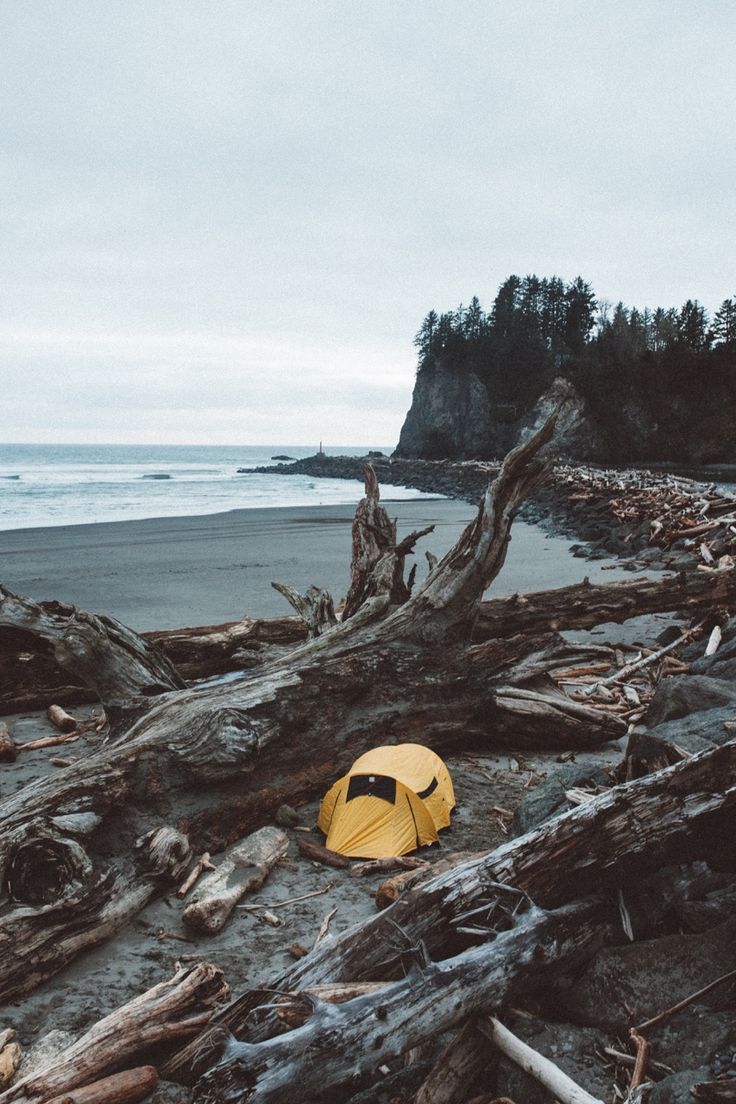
left=5, top=565, right=733, bottom=714
left=475, top=567, right=736, bottom=639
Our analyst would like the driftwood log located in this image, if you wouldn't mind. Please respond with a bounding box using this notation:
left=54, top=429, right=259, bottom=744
left=0, top=587, right=184, bottom=707
left=4, top=553, right=735, bottom=716
left=39, top=1067, right=159, bottom=1104
left=182, top=827, right=288, bottom=934
left=197, top=897, right=607, bottom=1104
left=0, top=962, right=228, bottom=1104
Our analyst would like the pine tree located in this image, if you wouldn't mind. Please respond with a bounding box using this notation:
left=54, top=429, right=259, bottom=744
left=413, top=310, right=439, bottom=364
left=712, top=298, right=736, bottom=345
left=677, top=300, right=710, bottom=351
left=564, top=277, right=597, bottom=353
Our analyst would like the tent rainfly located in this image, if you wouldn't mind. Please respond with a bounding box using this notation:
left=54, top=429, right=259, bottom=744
left=317, top=743, right=455, bottom=859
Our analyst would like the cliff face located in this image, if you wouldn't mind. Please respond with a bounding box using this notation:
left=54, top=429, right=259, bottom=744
left=394, top=362, right=501, bottom=459
left=395, top=365, right=736, bottom=464
left=396, top=369, right=602, bottom=461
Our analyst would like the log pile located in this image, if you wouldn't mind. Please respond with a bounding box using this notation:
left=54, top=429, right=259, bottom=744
left=552, top=462, right=736, bottom=558
left=1, top=415, right=735, bottom=1104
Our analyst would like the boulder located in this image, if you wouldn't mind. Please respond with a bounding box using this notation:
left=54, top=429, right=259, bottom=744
left=649, top=1067, right=713, bottom=1104
left=641, top=706, right=735, bottom=754
left=559, top=916, right=736, bottom=1036
left=513, top=763, right=611, bottom=835
left=677, top=880, right=736, bottom=933
left=646, top=676, right=736, bottom=727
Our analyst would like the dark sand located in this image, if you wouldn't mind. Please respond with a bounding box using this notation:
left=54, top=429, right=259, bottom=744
left=0, top=498, right=630, bottom=630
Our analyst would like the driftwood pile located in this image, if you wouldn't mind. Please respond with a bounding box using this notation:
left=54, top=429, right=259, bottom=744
left=554, top=463, right=736, bottom=562
left=0, top=416, right=735, bottom=1103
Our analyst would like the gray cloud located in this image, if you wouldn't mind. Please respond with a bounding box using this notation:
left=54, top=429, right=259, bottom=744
left=1, top=1, right=734, bottom=443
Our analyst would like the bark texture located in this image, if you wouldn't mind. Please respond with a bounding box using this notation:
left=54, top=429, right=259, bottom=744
left=0, top=586, right=184, bottom=708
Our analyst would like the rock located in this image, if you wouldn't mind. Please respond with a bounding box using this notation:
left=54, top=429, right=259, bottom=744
left=513, top=763, right=611, bottom=835
left=650, top=1067, right=712, bottom=1104
left=559, top=916, right=736, bottom=1037
left=657, top=624, right=687, bottom=647
left=275, top=804, right=300, bottom=828
left=642, top=706, right=735, bottom=754
left=271, top=455, right=296, bottom=461
left=677, top=880, right=736, bottom=933
left=493, top=1018, right=611, bottom=1104
left=646, top=676, right=736, bottom=727
left=394, top=361, right=500, bottom=459
left=692, top=629, right=736, bottom=682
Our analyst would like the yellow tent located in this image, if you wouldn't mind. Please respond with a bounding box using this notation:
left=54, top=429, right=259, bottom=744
left=317, top=743, right=455, bottom=859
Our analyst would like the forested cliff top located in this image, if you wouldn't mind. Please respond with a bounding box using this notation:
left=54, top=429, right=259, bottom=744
left=395, top=275, right=736, bottom=463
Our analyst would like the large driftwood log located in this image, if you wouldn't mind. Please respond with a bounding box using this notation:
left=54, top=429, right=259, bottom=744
left=197, top=897, right=607, bottom=1104
left=182, top=827, right=288, bottom=934
left=0, top=824, right=190, bottom=1004
left=0, top=586, right=184, bottom=708
left=0, top=962, right=228, bottom=1104
left=475, top=567, right=736, bottom=639
left=5, top=566, right=733, bottom=714
left=165, top=738, right=736, bottom=1082
left=0, top=614, right=306, bottom=714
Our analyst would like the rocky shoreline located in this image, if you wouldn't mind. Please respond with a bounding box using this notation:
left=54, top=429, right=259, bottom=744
left=246, top=453, right=736, bottom=570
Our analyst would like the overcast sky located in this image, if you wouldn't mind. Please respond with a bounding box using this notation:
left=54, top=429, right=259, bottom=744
left=2, top=1, right=734, bottom=445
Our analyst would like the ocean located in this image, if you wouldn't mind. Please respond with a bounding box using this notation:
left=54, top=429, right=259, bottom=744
left=0, top=444, right=438, bottom=532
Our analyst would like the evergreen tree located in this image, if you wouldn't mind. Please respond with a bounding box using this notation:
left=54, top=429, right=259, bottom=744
left=712, top=298, right=736, bottom=345
left=541, top=277, right=566, bottom=354
left=413, top=309, right=438, bottom=364
left=463, top=296, right=485, bottom=342
left=651, top=307, right=677, bottom=352
left=677, top=299, right=710, bottom=351
left=491, top=275, right=522, bottom=339
left=564, top=276, right=597, bottom=353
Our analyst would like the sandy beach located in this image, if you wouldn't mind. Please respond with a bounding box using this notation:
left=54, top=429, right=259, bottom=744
left=0, top=497, right=630, bottom=630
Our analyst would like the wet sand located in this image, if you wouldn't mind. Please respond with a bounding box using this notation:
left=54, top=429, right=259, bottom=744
left=0, top=498, right=629, bottom=630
